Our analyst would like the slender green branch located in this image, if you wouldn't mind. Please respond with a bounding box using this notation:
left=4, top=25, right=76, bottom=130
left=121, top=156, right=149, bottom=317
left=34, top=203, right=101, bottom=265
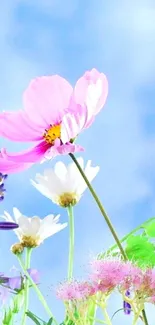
left=142, top=310, right=149, bottom=325
left=21, top=248, right=32, bottom=325
left=67, top=205, right=75, bottom=280
left=69, top=153, right=127, bottom=260
left=17, top=254, right=58, bottom=325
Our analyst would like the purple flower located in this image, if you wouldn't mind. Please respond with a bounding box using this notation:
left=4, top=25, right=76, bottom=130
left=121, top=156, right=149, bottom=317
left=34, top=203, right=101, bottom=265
left=0, top=275, right=22, bottom=290
left=0, top=184, right=6, bottom=201
left=0, top=221, right=19, bottom=230
left=0, top=268, right=40, bottom=305
left=123, top=290, right=131, bottom=315
left=8, top=276, right=22, bottom=290
left=0, top=286, right=9, bottom=304
left=0, top=172, right=7, bottom=184
left=0, top=172, right=7, bottom=201
left=27, top=269, right=40, bottom=284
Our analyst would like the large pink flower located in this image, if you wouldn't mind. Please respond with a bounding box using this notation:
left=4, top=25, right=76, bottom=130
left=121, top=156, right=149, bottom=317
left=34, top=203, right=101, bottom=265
left=0, top=69, right=108, bottom=169
left=0, top=152, right=30, bottom=173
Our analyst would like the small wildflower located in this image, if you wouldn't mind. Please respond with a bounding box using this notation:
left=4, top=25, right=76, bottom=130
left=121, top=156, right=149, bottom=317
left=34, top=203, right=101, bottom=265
left=123, top=290, right=131, bottom=315
left=90, top=259, right=126, bottom=293
left=2, top=208, right=67, bottom=247
left=31, top=158, right=99, bottom=207
left=120, top=262, right=143, bottom=291
left=0, top=172, right=7, bottom=201
left=57, top=280, right=96, bottom=301
left=0, top=286, right=9, bottom=304
left=0, top=185, right=6, bottom=202
left=27, top=269, right=40, bottom=284
left=0, top=172, right=7, bottom=185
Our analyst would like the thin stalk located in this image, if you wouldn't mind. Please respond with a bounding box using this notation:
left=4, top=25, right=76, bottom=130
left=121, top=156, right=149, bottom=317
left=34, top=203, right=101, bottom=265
left=17, top=254, right=58, bottom=325
left=142, top=310, right=149, bottom=325
left=69, top=153, right=149, bottom=325
left=69, top=153, right=127, bottom=260
left=102, top=308, right=112, bottom=325
left=67, top=205, right=75, bottom=280
left=21, top=248, right=32, bottom=325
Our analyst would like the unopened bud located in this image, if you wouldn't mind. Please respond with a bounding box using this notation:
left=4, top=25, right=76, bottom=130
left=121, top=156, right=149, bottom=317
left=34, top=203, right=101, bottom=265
left=11, top=243, right=24, bottom=255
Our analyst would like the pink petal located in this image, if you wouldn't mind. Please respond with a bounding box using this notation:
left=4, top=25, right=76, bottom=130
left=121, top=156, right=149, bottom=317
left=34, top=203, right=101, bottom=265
left=73, top=68, right=108, bottom=122
left=0, top=153, right=31, bottom=173
left=45, top=143, right=84, bottom=159
left=23, top=75, right=73, bottom=128
left=1, top=141, right=50, bottom=163
left=61, top=104, right=88, bottom=142
left=0, top=111, right=43, bottom=141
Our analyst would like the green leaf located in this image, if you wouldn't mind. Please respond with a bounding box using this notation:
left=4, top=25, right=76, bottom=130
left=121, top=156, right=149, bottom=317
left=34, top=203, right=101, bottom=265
left=2, top=290, right=25, bottom=324
left=47, top=318, right=53, bottom=325
left=125, top=234, right=155, bottom=267
left=12, top=290, right=25, bottom=313
left=145, top=220, right=155, bottom=237
left=26, top=311, right=41, bottom=325
left=26, top=310, right=49, bottom=325
left=97, top=217, right=155, bottom=259
left=2, top=308, right=12, bottom=325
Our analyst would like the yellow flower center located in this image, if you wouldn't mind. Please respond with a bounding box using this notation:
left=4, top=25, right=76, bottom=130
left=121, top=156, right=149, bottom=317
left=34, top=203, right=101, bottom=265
left=58, top=192, right=79, bottom=207
left=43, top=124, right=61, bottom=145
left=21, top=235, right=41, bottom=248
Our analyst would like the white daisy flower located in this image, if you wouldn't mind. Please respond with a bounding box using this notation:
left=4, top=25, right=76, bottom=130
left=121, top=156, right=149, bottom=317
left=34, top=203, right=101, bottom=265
left=1, top=208, right=67, bottom=247
left=31, top=157, right=99, bottom=207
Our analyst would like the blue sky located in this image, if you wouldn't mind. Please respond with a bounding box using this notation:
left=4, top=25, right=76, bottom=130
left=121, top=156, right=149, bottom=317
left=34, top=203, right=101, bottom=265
left=0, top=0, right=155, bottom=324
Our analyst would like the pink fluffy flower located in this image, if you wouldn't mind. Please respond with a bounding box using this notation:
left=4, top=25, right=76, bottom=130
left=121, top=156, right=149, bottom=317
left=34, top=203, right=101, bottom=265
left=142, top=269, right=155, bottom=294
left=120, top=262, right=143, bottom=291
left=90, top=259, right=127, bottom=292
left=56, top=280, right=96, bottom=301
left=0, top=69, right=108, bottom=172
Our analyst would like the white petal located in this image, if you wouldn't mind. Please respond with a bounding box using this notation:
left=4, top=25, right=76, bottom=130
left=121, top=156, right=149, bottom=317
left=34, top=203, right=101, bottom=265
left=31, top=180, right=52, bottom=200
left=29, top=217, right=41, bottom=235
left=54, top=161, right=67, bottom=181
left=18, top=216, right=32, bottom=236
left=13, top=207, right=23, bottom=223
left=39, top=214, right=67, bottom=240
left=1, top=211, right=14, bottom=222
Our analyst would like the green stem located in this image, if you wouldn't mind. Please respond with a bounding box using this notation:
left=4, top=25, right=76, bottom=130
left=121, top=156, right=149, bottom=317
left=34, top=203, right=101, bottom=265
left=88, top=317, right=107, bottom=324
left=21, top=248, right=32, bottom=325
left=69, top=153, right=149, bottom=325
left=17, top=254, right=58, bottom=325
left=102, top=308, right=112, bottom=325
left=67, top=205, right=75, bottom=280
left=69, top=153, right=127, bottom=260
left=142, top=310, right=149, bottom=325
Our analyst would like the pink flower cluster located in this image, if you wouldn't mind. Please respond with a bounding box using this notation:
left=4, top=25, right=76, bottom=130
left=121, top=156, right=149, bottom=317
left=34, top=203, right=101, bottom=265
left=56, top=280, right=96, bottom=301
left=57, top=259, right=155, bottom=303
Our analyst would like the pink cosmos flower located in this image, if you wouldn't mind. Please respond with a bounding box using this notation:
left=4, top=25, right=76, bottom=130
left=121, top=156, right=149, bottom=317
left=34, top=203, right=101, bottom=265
left=0, top=151, right=30, bottom=174
left=0, top=69, right=108, bottom=171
